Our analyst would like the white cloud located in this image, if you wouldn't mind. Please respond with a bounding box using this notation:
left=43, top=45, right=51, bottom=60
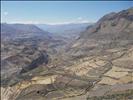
left=77, top=17, right=83, bottom=20
left=48, top=17, right=90, bottom=25
left=3, top=11, right=8, bottom=16
left=73, top=17, right=90, bottom=23
left=9, top=20, right=40, bottom=24
left=7, top=20, right=93, bottom=25
left=6, top=18, right=95, bottom=25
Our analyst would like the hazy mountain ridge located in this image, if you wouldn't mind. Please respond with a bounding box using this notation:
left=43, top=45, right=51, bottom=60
left=37, top=23, right=92, bottom=39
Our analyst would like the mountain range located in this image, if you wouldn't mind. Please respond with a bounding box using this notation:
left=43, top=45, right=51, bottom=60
left=37, top=23, right=92, bottom=39
left=1, top=7, right=133, bottom=100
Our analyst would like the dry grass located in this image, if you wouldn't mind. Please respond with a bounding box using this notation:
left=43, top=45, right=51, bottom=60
left=98, top=77, right=118, bottom=85
left=98, top=66, right=132, bottom=85
left=66, top=58, right=107, bottom=76
left=104, top=66, right=130, bottom=78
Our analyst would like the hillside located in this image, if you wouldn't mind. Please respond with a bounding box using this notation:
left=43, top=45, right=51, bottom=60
left=1, top=23, right=66, bottom=86
left=1, top=23, right=51, bottom=41
left=68, top=7, right=133, bottom=57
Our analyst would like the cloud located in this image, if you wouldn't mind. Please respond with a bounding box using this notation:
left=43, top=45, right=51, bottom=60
left=9, top=20, right=40, bottom=24
left=74, top=17, right=90, bottom=23
left=48, top=17, right=90, bottom=25
left=6, top=17, right=94, bottom=25
left=38, top=17, right=91, bottom=25
left=8, top=20, right=92, bottom=25
left=3, top=11, right=8, bottom=16
left=77, top=17, right=83, bottom=20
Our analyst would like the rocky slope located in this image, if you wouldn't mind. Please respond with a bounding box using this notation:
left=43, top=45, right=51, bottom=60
left=68, top=7, right=133, bottom=56
left=1, top=23, right=66, bottom=86
left=62, top=7, right=133, bottom=100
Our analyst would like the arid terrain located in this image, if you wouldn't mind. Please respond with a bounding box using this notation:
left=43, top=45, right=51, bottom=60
left=1, top=7, right=133, bottom=100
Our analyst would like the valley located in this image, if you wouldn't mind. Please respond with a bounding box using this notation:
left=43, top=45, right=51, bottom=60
left=1, top=7, right=133, bottom=100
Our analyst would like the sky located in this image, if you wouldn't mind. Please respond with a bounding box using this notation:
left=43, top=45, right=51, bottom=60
left=1, top=1, right=133, bottom=25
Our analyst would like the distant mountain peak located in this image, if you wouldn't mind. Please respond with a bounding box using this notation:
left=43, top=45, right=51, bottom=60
left=1, top=23, right=51, bottom=41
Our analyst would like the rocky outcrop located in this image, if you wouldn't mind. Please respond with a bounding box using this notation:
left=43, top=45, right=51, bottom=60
left=20, top=51, right=49, bottom=74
